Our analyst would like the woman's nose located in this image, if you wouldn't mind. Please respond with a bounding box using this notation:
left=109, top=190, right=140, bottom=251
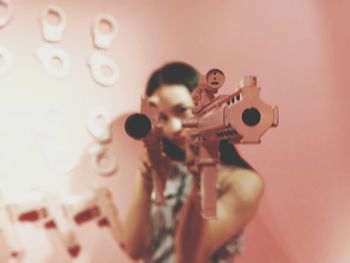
left=164, top=117, right=182, bottom=135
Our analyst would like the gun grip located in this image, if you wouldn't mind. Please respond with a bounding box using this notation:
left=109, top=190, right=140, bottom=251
left=200, top=166, right=217, bottom=219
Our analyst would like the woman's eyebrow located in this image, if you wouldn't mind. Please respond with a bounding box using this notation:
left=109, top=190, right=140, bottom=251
left=171, top=103, right=189, bottom=112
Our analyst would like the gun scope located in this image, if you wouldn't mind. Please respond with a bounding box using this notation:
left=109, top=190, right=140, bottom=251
left=242, top=107, right=261, bottom=126
left=124, top=113, right=152, bottom=139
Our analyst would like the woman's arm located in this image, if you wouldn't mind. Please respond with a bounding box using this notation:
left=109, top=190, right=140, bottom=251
left=122, top=130, right=170, bottom=259
left=122, top=167, right=153, bottom=260
left=175, top=166, right=264, bottom=263
left=174, top=190, right=210, bottom=263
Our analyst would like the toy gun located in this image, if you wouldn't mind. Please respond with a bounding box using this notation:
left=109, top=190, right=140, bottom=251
left=64, top=187, right=123, bottom=247
left=124, top=98, right=166, bottom=204
left=9, top=193, right=80, bottom=257
left=0, top=195, right=24, bottom=260
left=182, top=74, right=279, bottom=219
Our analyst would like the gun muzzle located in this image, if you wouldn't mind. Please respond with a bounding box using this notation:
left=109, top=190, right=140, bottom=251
left=124, top=113, right=152, bottom=139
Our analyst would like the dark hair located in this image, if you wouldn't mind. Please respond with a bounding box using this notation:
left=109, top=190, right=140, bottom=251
left=145, top=62, right=254, bottom=171
left=145, top=62, right=199, bottom=97
left=219, top=140, right=254, bottom=170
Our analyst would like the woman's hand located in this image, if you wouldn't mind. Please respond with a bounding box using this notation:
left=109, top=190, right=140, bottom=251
left=138, top=152, right=154, bottom=192
left=138, top=149, right=170, bottom=197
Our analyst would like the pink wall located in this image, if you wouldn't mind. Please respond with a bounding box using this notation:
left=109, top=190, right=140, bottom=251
left=0, top=0, right=349, bottom=262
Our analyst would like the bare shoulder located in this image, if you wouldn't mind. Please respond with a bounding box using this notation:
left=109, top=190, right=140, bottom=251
left=218, top=165, right=265, bottom=204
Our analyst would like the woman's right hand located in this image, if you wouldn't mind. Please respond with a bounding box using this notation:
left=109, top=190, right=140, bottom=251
left=138, top=152, right=154, bottom=192
left=138, top=147, right=170, bottom=204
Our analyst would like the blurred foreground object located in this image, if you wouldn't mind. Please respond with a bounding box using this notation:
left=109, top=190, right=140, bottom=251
left=9, top=192, right=81, bottom=257
left=0, top=0, right=14, bottom=28
left=64, top=187, right=123, bottom=247
left=0, top=194, right=24, bottom=261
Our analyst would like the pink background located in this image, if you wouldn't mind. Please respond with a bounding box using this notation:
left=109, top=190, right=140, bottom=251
left=0, top=0, right=349, bottom=262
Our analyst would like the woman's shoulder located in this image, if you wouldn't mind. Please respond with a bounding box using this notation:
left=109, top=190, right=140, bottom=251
left=217, top=165, right=264, bottom=203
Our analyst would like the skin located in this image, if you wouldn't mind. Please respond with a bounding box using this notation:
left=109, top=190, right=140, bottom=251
left=123, top=84, right=264, bottom=262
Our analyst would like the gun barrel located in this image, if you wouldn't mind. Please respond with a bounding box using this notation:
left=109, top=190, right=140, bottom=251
left=124, top=113, right=152, bottom=139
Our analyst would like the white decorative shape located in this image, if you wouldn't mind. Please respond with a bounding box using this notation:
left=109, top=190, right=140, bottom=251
left=88, top=51, right=119, bottom=87
left=86, top=107, right=112, bottom=143
left=0, top=0, right=14, bottom=28
left=40, top=140, right=79, bottom=174
left=0, top=46, right=13, bottom=76
left=40, top=5, right=67, bottom=42
left=92, top=14, right=118, bottom=49
left=36, top=44, right=72, bottom=78
left=0, top=129, right=15, bottom=173
left=88, top=144, right=117, bottom=177
left=32, top=105, right=64, bottom=135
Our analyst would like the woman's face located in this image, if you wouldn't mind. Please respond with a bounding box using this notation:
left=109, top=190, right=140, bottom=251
left=151, top=84, right=194, bottom=147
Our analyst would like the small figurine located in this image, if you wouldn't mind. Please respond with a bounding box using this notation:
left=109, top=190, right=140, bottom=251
left=192, top=68, right=225, bottom=113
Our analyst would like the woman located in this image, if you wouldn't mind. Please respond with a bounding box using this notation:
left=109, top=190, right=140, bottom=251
left=123, top=62, right=264, bottom=263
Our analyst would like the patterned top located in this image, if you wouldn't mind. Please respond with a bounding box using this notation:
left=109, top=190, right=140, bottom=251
left=144, top=163, right=243, bottom=263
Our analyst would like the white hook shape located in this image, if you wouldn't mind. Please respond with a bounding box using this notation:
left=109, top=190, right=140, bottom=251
left=86, top=107, right=112, bottom=143
left=39, top=140, right=79, bottom=174
left=88, top=144, right=117, bottom=177
left=40, top=5, right=67, bottom=42
left=36, top=44, right=72, bottom=79
left=0, top=0, right=14, bottom=28
left=92, top=14, right=118, bottom=49
left=0, top=46, right=13, bottom=76
left=88, top=51, right=119, bottom=87
left=32, top=105, right=64, bottom=135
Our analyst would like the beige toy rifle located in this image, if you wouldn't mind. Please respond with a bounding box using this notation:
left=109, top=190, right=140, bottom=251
left=182, top=73, right=279, bottom=219
left=124, top=71, right=278, bottom=219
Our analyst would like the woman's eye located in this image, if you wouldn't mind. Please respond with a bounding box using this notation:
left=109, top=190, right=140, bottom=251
left=158, top=114, right=168, bottom=122
left=176, top=107, right=189, bottom=116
